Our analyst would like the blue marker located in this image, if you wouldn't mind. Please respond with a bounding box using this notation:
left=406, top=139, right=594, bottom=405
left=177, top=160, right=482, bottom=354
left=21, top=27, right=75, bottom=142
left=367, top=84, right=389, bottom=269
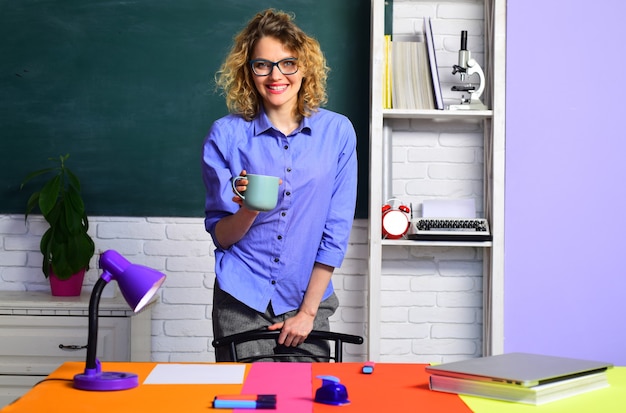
left=213, top=394, right=276, bottom=409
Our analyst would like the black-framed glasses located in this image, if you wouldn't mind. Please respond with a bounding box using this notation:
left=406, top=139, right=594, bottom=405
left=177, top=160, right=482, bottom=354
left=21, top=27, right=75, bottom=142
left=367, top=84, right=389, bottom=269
left=249, top=58, right=299, bottom=76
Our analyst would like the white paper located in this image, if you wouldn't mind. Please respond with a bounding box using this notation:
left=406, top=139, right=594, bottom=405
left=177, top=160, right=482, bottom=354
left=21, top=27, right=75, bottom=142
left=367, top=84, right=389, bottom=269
left=143, top=364, right=246, bottom=385
left=422, top=199, right=476, bottom=218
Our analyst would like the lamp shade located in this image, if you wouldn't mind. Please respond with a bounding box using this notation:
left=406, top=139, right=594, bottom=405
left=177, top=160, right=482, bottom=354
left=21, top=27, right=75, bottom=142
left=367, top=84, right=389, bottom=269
left=99, top=250, right=165, bottom=312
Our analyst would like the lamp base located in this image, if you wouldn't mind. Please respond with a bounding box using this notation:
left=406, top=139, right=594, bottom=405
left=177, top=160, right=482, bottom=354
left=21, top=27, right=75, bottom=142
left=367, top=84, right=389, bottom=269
left=74, top=371, right=139, bottom=391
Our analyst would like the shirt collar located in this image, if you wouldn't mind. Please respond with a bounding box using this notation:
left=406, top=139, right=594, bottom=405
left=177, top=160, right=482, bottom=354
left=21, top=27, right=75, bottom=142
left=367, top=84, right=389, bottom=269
left=252, top=106, right=312, bottom=137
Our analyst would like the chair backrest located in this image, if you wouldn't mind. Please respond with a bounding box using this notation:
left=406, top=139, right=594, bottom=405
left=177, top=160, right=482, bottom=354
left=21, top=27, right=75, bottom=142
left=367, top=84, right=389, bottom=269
left=211, top=328, right=364, bottom=362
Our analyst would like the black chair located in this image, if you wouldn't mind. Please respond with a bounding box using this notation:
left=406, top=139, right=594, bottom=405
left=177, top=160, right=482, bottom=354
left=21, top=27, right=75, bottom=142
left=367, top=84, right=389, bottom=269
left=212, top=328, right=364, bottom=362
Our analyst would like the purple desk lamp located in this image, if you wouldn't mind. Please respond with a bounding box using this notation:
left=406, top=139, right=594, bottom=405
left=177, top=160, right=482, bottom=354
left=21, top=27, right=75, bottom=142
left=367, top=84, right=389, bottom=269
left=73, top=250, right=166, bottom=391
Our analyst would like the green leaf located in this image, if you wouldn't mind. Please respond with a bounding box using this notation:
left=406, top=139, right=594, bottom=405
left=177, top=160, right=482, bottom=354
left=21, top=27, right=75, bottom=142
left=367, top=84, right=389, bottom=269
left=79, top=232, right=95, bottom=265
left=38, top=175, right=62, bottom=217
left=65, top=167, right=82, bottom=193
left=82, top=211, right=90, bottom=232
left=66, top=186, right=85, bottom=216
left=64, top=199, right=81, bottom=234
left=50, top=241, right=72, bottom=279
left=20, top=167, right=57, bottom=189
left=51, top=261, right=74, bottom=280
left=24, top=191, right=41, bottom=220
left=65, top=235, right=82, bottom=272
left=40, top=228, right=54, bottom=278
left=39, top=228, right=53, bottom=255
left=64, top=232, right=93, bottom=274
left=44, top=202, right=63, bottom=228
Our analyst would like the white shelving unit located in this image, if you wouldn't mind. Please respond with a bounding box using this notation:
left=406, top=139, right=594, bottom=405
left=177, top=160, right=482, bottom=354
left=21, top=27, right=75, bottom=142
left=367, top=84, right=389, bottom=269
left=367, top=0, right=506, bottom=361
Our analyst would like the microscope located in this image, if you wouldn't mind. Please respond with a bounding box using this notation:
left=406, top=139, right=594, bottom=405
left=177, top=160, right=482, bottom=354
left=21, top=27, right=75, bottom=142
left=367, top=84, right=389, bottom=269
left=448, top=30, right=487, bottom=110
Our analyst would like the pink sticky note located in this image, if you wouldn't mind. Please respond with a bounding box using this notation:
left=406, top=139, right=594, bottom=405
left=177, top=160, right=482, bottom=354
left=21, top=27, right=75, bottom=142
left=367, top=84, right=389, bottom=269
left=237, top=362, right=313, bottom=413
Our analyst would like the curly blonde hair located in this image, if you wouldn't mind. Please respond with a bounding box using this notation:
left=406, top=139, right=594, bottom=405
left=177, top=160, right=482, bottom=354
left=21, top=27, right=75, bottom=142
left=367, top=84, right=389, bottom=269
left=215, top=9, right=329, bottom=121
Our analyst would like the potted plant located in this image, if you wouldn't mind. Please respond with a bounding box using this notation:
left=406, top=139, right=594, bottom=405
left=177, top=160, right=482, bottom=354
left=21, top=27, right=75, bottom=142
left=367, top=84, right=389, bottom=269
left=21, top=154, right=95, bottom=296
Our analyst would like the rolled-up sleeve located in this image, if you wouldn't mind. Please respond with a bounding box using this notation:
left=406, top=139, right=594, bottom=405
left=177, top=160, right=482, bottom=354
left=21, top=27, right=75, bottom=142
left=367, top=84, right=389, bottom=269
left=316, top=116, right=358, bottom=268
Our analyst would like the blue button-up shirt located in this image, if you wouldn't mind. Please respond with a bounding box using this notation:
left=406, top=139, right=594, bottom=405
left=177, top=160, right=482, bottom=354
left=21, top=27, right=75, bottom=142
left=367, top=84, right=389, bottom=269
left=202, top=108, right=358, bottom=315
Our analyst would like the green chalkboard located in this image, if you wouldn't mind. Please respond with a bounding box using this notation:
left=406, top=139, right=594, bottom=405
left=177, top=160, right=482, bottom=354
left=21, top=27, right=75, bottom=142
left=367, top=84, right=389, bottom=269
left=0, top=0, right=370, bottom=218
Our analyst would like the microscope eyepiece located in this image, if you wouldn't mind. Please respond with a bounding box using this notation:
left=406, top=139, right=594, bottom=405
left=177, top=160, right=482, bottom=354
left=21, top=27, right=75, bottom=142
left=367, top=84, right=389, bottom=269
left=460, top=30, right=468, bottom=50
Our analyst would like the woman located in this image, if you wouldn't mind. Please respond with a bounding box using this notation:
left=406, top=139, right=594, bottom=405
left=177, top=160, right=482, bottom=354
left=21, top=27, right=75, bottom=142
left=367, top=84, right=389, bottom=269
left=202, top=9, right=357, bottom=361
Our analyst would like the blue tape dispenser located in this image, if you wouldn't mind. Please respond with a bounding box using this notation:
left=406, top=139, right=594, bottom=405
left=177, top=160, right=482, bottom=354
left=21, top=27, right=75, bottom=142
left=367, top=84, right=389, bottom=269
left=314, top=375, right=350, bottom=406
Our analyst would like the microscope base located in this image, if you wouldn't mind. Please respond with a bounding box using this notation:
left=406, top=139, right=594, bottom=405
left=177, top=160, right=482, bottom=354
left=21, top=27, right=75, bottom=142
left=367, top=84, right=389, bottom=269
left=448, top=100, right=488, bottom=111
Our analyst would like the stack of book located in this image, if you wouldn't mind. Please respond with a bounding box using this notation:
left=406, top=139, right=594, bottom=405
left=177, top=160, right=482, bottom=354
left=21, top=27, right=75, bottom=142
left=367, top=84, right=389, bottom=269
left=426, top=352, right=613, bottom=405
left=383, top=17, right=443, bottom=110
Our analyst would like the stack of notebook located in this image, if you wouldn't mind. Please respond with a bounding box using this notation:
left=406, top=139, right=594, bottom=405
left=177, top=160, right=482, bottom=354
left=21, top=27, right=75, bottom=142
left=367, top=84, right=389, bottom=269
left=426, top=352, right=613, bottom=405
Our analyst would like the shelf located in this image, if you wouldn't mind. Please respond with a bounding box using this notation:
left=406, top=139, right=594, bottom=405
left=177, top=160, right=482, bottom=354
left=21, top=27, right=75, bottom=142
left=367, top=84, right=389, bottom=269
left=382, top=109, right=493, bottom=120
left=368, top=0, right=506, bottom=361
left=381, top=239, right=493, bottom=248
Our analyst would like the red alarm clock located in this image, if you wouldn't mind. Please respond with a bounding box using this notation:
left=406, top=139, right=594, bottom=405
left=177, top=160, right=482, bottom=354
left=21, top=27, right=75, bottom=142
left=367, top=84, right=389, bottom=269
left=381, top=199, right=411, bottom=239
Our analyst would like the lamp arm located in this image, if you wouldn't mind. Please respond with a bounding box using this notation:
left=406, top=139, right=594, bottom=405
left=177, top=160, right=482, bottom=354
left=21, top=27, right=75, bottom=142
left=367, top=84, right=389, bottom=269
left=85, top=277, right=109, bottom=371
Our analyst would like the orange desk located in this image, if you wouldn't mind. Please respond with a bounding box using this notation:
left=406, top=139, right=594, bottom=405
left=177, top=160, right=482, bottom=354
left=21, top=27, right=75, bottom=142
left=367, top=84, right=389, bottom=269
left=2, top=362, right=625, bottom=413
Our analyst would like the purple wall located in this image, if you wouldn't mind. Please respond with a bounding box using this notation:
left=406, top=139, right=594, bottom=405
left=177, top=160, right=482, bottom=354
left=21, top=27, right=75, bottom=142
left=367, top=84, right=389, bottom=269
left=505, top=0, right=626, bottom=365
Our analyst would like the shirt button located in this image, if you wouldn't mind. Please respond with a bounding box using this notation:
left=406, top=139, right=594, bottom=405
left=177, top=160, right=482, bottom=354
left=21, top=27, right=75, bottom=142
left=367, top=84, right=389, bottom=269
left=284, top=145, right=289, bottom=150
left=281, top=212, right=287, bottom=217
left=271, top=280, right=276, bottom=285
left=274, top=257, right=280, bottom=263
left=277, top=235, right=283, bottom=240
left=285, top=191, right=291, bottom=196
left=287, top=167, right=292, bottom=172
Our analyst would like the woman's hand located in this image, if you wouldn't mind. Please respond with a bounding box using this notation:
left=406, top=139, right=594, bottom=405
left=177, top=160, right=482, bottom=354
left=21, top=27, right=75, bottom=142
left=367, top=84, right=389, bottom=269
left=267, top=263, right=333, bottom=347
left=268, top=311, right=315, bottom=347
left=232, top=170, right=249, bottom=207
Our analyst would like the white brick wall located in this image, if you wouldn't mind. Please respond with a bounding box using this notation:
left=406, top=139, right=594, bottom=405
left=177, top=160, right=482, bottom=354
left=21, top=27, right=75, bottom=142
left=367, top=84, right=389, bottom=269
left=0, top=215, right=369, bottom=362
left=0, top=1, right=486, bottom=364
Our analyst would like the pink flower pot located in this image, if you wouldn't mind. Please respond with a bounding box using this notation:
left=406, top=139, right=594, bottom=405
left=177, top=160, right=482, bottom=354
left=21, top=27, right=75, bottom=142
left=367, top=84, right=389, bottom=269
left=49, top=268, right=86, bottom=296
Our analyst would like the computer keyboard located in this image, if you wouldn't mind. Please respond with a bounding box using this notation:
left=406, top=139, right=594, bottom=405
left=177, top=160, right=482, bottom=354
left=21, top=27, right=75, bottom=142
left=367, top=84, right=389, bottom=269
left=407, top=218, right=492, bottom=241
